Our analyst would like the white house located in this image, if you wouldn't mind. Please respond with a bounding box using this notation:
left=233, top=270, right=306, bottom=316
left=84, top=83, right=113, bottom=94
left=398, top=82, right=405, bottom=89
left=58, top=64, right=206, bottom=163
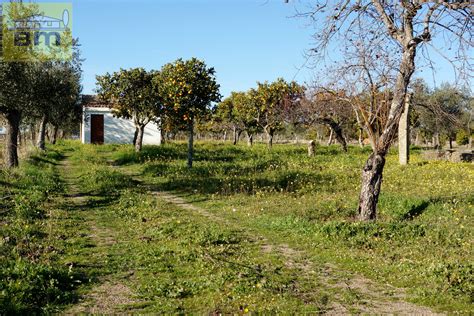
left=80, top=95, right=161, bottom=145
left=14, top=15, right=63, bottom=30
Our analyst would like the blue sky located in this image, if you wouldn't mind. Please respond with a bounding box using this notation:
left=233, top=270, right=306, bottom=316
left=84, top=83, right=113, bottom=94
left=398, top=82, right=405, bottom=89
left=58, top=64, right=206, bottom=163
left=65, top=0, right=460, bottom=97
left=73, top=0, right=316, bottom=97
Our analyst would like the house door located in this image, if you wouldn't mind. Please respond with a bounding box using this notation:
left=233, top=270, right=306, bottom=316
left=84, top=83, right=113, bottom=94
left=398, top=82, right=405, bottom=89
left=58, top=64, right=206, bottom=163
left=90, top=114, right=104, bottom=144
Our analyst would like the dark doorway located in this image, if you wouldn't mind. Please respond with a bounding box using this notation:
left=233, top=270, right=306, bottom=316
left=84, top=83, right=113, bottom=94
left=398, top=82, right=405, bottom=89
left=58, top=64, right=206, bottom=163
left=90, top=114, right=104, bottom=144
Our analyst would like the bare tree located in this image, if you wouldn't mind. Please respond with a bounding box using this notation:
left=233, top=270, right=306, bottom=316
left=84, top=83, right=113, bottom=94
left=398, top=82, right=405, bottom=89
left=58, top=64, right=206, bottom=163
left=295, top=0, right=472, bottom=220
left=296, top=90, right=354, bottom=152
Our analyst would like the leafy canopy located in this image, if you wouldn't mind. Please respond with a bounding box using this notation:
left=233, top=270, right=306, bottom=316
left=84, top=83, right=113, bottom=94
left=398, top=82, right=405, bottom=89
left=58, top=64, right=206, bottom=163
left=157, top=58, right=221, bottom=122
left=96, top=68, right=160, bottom=125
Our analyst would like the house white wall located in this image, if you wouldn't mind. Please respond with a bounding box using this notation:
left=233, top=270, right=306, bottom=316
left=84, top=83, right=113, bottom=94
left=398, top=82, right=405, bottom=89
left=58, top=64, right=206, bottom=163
left=81, top=107, right=161, bottom=145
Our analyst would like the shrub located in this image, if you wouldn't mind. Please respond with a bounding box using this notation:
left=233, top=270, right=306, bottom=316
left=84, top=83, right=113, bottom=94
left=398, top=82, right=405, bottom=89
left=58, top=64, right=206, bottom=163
left=456, top=130, right=469, bottom=146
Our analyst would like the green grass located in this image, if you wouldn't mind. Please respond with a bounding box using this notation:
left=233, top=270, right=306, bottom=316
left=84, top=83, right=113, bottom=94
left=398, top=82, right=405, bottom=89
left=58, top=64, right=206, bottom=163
left=1, top=140, right=473, bottom=313
left=110, top=141, right=473, bottom=312
left=0, top=148, right=81, bottom=314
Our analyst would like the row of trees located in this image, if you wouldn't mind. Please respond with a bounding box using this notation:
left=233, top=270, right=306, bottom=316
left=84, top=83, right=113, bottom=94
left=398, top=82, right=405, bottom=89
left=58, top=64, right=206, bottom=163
left=96, top=58, right=221, bottom=167
left=212, top=78, right=305, bottom=148
left=0, top=51, right=82, bottom=168
left=211, top=80, right=472, bottom=151
left=1, top=2, right=82, bottom=168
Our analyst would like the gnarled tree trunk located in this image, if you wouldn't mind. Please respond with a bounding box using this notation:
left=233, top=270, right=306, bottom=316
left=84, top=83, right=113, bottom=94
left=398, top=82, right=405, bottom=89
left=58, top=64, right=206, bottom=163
left=246, top=131, right=253, bottom=147
left=51, top=125, right=59, bottom=145
left=135, top=125, right=145, bottom=152
left=327, top=129, right=334, bottom=145
left=358, top=153, right=385, bottom=221
left=233, top=126, right=242, bottom=145
left=133, top=127, right=139, bottom=147
left=37, top=114, right=48, bottom=150
left=330, top=125, right=347, bottom=152
left=5, top=110, right=21, bottom=168
left=358, top=45, right=416, bottom=220
left=30, top=123, right=36, bottom=145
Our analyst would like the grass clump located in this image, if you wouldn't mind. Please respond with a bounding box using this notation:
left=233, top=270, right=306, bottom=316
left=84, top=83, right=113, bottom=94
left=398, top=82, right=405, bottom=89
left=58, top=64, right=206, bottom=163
left=0, top=149, right=80, bottom=314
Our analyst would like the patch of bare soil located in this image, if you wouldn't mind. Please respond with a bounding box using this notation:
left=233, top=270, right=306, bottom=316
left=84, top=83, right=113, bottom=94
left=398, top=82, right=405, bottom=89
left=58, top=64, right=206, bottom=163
left=65, top=281, right=135, bottom=314
left=319, top=264, right=441, bottom=315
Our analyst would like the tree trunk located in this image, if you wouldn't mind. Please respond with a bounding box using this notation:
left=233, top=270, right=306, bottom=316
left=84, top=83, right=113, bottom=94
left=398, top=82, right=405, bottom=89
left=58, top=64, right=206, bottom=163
left=232, top=127, right=242, bottom=145
left=135, top=125, right=145, bottom=152
left=358, top=153, right=386, bottom=221
left=133, top=127, right=139, bottom=146
left=414, top=131, right=420, bottom=146
left=51, top=126, right=59, bottom=145
left=266, top=128, right=274, bottom=148
left=398, top=93, right=412, bottom=165
left=267, top=133, right=273, bottom=148
left=357, top=45, right=416, bottom=221
left=358, top=128, right=364, bottom=148
left=327, top=129, right=334, bottom=145
left=30, top=123, right=36, bottom=145
left=308, top=140, right=316, bottom=157
left=37, top=114, right=48, bottom=150
left=223, top=130, right=227, bottom=142
left=18, top=129, right=22, bottom=148
left=5, top=111, right=21, bottom=168
left=160, top=129, right=166, bottom=144
left=434, top=133, right=440, bottom=149
left=246, top=131, right=253, bottom=147
left=448, top=138, right=453, bottom=149
left=187, top=118, right=194, bottom=168
left=333, top=127, right=347, bottom=152
left=233, top=126, right=238, bottom=145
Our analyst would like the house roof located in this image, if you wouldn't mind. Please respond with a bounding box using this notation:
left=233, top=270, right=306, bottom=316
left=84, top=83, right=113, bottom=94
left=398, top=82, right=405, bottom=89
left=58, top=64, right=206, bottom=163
left=81, top=95, right=114, bottom=108
left=16, top=15, right=62, bottom=23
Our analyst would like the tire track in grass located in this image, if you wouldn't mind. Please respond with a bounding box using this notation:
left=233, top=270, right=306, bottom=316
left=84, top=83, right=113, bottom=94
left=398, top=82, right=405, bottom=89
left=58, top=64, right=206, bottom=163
left=108, top=162, right=440, bottom=314
left=132, top=176, right=440, bottom=314
left=59, top=156, right=139, bottom=314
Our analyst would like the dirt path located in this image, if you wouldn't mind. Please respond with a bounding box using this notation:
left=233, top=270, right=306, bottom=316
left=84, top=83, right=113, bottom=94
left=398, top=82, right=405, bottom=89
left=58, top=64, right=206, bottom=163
left=62, top=158, right=440, bottom=314
left=144, top=185, right=440, bottom=314
left=58, top=157, right=138, bottom=314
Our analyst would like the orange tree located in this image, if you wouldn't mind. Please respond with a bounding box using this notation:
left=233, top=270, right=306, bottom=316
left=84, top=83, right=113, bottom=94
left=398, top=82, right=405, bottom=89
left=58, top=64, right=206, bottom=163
left=96, top=68, right=160, bottom=152
left=254, top=78, right=304, bottom=148
left=156, top=58, right=221, bottom=168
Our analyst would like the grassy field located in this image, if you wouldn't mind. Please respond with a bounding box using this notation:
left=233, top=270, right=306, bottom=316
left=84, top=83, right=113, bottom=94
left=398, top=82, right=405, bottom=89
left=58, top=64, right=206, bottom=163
left=1, top=140, right=472, bottom=313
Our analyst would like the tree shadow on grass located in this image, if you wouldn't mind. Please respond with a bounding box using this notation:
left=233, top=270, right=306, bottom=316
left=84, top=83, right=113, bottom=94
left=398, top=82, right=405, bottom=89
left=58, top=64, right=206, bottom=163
left=143, top=164, right=336, bottom=196
left=28, top=150, right=66, bottom=166
left=114, top=144, right=249, bottom=166
left=62, top=194, right=121, bottom=212
left=399, top=200, right=431, bottom=220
